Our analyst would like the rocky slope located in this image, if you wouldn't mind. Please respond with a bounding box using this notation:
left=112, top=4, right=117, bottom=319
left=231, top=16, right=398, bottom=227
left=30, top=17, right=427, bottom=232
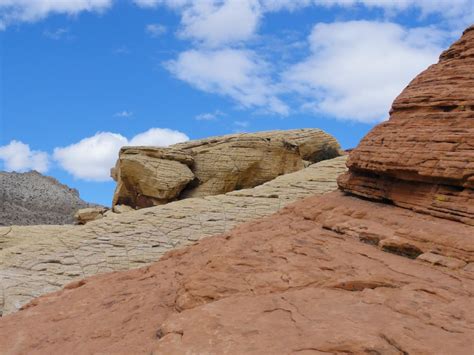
left=0, top=25, right=473, bottom=355
left=0, top=171, right=94, bottom=226
left=112, top=129, right=341, bottom=208
left=0, top=191, right=472, bottom=354
left=0, top=156, right=347, bottom=315
left=338, top=26, right=474, bottom=225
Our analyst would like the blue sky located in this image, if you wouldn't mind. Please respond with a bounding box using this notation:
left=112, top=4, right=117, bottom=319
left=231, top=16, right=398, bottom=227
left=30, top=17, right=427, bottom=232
left=1, top=0, right=473, bottom=205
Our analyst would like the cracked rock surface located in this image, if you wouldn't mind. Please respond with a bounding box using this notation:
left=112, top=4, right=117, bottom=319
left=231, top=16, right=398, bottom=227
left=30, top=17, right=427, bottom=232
left=0, top=191, right=472, bottom=354
left=0, top=156, right=347, bottom=316
left=112, top=129, right=342, bottom=208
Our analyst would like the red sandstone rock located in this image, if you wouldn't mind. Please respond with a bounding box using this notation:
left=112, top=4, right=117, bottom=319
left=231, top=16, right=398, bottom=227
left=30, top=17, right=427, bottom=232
left=1, top=22, right=473, bottom=355
left=0, top=192, right=472, bottom=354
left=338, top=25, right=474, bottom=225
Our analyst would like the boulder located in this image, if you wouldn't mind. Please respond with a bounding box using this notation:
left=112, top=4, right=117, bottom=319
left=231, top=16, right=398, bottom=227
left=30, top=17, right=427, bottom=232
left=338, top=25, right=474, bottom=225
left=74, top=207, right=108, bottom=225
left=112, top=148, right=195, bottom=208
left=112, top=129, right=342, bottom=208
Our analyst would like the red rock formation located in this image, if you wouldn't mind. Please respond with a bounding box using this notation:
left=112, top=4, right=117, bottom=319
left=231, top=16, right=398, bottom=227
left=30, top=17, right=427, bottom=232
left=0, top=192, right=472, bottom=354
left=338, top=25, right=474, bottom=225
left=0, top=24, right=473, bottom=355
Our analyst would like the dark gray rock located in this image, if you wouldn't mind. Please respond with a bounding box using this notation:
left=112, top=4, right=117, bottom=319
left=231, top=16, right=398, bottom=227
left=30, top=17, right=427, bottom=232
left=0, top=171, right=96, bottom=226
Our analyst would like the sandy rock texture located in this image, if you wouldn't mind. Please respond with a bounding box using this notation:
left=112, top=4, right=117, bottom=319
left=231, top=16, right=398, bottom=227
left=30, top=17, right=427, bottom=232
left=0, top=191, right=472, bottom=354
left=0, top=156, right=347, bottom=315
left=0, top=171, right=95, bottom=226
left=338, top=25, right=474, bottom=225
left=112, top=129, right=342, bottom=208
left=1, top=25, right=473, bottom=355
left=74, top=207, right=109, bottom=225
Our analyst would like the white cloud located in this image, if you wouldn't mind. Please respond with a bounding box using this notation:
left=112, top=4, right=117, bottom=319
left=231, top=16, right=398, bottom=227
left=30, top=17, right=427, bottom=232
left=0, top=140, right=49, bottom=173
left=0, top=0, right=112, bottom=29
left=195, top=110, right=225, bottom=121
left=114, top=110, right=134, bottom=118
left=53, top=128, right=189, bottom=181
left=146, top=23, right=167, bottom=37
left=128, top=128, right=189, bottom=146
left=283, top=21, right=445, bottom=122
left=166, top=48, right=289, bottom=115
left=178, top=0, right=261, bottom=47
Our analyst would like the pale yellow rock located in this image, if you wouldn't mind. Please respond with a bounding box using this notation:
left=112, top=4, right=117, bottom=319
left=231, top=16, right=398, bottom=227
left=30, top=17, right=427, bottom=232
left=0, top=156, right=347, bottom=315
left=74, top=207, right=108, bottom=225
left=112, top=204, right=134, bottom=214
left=114, top=153, right=194, bottom=207
left=112, top=129, right=342, bottom=208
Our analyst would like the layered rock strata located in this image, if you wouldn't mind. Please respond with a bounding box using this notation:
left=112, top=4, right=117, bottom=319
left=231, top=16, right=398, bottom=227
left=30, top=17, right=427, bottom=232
left=338, top=25, right=474, bottom=225
left=112, top=129, right=342, bottom=208
left=1, top=24, right=473, bottom=355
left=0, top=191, right=472, bottom=354
left=0, top=156, right=347, bottom=315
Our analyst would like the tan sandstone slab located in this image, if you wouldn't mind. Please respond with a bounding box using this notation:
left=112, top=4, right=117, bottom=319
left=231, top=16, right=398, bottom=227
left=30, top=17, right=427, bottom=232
left=0, top=191, right=472, bottom=354
left=0, top=156, right=347, bottom=316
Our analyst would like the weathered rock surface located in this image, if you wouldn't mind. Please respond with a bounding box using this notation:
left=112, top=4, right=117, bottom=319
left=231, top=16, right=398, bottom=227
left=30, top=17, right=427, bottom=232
left=0, top=156, right=347, bottom=315
left=0, top=171, right=95, bottom=226
left=1, top=24, right=473, bottom=355
left=74, top=207, right=109, bottom=225
left=112, top=129, right=342, bottom=208
left=0, top=191, right=472, bottom=354
left=338, top=25, right=474, bottom=225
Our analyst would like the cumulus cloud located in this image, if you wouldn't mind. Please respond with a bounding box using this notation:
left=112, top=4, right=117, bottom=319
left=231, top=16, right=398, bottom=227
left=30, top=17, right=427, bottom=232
left=166, top=48, right=289, bottom=115
left=128, top=128, right=189, bottom=146
left=283, top=21, right=445, bottom=122
left=0, top=140, right=49, bottom=173
left=0, top=0, right=112, bottom=29
left=178, top=0, right=261, bottom=47
left=53, top=128, right=189, bottom=181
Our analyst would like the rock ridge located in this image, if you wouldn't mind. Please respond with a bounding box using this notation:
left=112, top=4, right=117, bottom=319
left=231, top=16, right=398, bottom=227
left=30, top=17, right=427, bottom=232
left=338, top=26, right=474, bottom=225
left=0, top=156, right=347, bottom=315
left=112, top=129, right=342, bottom=209
left=0, top=170, right=96, bottom=226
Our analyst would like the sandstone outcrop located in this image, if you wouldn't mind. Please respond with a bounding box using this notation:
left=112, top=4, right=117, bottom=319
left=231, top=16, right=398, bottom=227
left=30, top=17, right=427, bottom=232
left=112, top=129, right=342, bottom=208
left=74, top=207, right=109, bottom=225
left=0, top=171, right=95, bottom=226
left=1, top=25, right=473, bottom=355
left=0, top=156, right=347, bottom=315
left=338, top=25, right=474, bottom=225
left=0, top=191, right=472, bottom=354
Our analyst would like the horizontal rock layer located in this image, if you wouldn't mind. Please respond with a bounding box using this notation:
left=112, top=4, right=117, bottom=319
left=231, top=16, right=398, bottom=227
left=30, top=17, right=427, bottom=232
left=0, top=156, right=347, bottom=315
left=338, top=26, right=474, bottom=225
left=113, top=129, right=342, bottom=208
left=0, top=191, right=472, bottom=354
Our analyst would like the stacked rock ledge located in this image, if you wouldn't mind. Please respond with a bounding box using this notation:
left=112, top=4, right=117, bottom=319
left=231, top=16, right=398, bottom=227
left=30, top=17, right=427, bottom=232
left=112, top=129, right=342, bottom=209
left=338, top=25, right=474, bottom=225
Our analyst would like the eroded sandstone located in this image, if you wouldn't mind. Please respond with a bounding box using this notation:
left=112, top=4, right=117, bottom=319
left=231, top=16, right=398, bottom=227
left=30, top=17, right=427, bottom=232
left=0, top=192, right=472, bottom=354
left=112, top=129, right=342, bottom=208
left=338, top=25, right=474, bottom=225
left=0, top=156, right=347, bottom=315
